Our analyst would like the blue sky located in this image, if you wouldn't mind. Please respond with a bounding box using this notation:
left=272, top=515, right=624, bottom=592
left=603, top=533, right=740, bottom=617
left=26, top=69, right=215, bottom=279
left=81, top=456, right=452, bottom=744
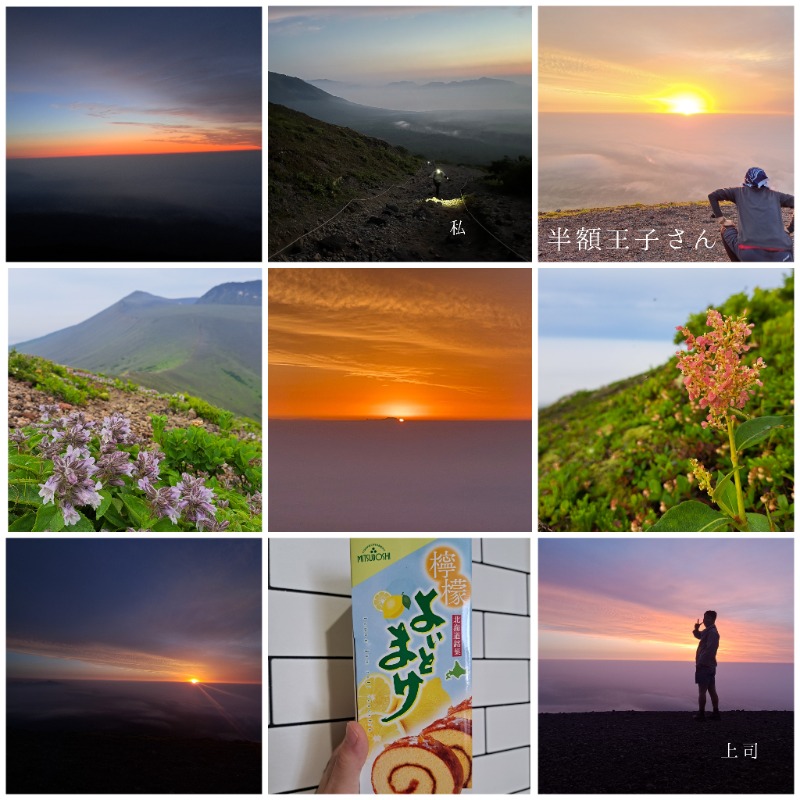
left=9, top=268, right=262, bottom=343
left=539, top=268, right=790, bottom=340
left=538, top=268, right=790, bottom=406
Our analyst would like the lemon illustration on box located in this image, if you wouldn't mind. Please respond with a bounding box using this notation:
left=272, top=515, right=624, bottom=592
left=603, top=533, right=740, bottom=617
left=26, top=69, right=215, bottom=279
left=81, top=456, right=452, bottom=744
left=351, top=539, right=472, bottom=794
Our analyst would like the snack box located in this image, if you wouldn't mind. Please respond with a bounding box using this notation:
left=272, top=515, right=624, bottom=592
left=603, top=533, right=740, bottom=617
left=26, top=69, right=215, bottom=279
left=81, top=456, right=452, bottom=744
left=350, top=539, right=472, bottom=794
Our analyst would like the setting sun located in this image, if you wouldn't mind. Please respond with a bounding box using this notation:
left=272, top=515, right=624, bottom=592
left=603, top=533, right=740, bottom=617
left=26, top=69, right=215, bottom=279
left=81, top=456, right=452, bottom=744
left=650, top=85, right=713, bottom=115
left=664, top=93, right=706, bottom=115
left=189, top=678, right=199, bottom=684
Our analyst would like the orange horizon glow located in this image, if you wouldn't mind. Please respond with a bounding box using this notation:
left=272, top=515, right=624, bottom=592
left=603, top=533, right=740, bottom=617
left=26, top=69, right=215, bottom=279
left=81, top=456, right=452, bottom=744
left=8, top=142, right=261, bottom=160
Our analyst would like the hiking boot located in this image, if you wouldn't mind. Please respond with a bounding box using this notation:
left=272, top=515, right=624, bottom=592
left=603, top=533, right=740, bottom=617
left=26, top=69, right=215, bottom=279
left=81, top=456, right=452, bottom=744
left=708, top=711, right=721, bottom=721
left=693, top=712, right=706, bottom=721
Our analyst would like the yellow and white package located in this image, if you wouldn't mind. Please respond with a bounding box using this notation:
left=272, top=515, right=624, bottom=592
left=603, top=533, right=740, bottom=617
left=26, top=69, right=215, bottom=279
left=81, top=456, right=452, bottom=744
left=350, top=539, right=472, bottom=794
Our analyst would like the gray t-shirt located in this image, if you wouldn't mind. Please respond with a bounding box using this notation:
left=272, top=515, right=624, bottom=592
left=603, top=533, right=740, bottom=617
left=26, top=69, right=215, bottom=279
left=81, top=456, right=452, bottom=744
left=709, top=186, right=793, bottom=249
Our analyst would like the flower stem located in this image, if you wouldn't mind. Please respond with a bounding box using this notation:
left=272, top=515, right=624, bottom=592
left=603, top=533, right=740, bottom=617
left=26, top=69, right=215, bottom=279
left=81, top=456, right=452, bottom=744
left=726, top=414, right=748, bottom=530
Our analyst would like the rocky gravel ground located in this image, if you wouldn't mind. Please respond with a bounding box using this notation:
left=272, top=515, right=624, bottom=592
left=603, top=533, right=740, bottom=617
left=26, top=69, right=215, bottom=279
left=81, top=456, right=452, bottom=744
left=8, top=377, right=248, bottom=444
left=539, top=204, right=794, bottom=262
left=270, top=165, right=531, bottom=262
left=539, top=710, right=793, bottom=793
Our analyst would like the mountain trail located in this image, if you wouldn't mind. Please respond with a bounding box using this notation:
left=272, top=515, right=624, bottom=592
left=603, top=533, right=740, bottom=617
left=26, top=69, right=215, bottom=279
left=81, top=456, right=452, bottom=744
left=270, top=165, right=531, bottom=262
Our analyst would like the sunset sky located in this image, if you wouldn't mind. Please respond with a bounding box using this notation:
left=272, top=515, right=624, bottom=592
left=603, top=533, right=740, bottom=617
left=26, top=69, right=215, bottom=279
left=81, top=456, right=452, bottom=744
left=540, top=539, right=793, bottom=663
left=7, top=8, right=261, bottom=159
left=268, top=268, right=532, bottom=419
left=7, top=539, right=262, bottom=683
left=539, top=7, right=793, bottom=114
left=269, top=6, right=531, bottom=82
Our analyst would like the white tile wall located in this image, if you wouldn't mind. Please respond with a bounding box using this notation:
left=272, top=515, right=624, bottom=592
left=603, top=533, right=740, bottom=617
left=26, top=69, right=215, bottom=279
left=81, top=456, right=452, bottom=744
left=472, top=706, right=486, bottom=756
left=486, top=703, right=531, bottom=752
left=268, top=720, right=347, bottom=793
left=268, top=591, right=352, bottom=657
left=482, top=538, right=530, bottom=572
left=484, top=612, right=530, bottom=659
left=267, top=538, right=530, bottom=794
left=472, top=537, right=483, bottom=562
left=271, top=658, right=354, bottom=725
left=472, top=748, right=530, bottom=794
left=269, top=538, right=352, bottom=595
left=473, top=660, right=529, bottom=707
left=472, top=611, right=484, bottom=659
left=473, top=562, right=527, bottom=614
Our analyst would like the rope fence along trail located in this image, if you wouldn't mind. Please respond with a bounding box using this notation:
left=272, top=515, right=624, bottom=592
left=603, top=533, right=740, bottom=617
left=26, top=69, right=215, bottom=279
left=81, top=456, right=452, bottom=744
left=458, top=176, right=530, bottom=262
left=268, top=165, right=427, bottom=260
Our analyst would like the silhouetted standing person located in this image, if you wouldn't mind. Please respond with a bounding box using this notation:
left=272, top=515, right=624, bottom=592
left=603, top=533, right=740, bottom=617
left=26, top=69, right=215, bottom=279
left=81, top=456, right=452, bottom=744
left=693, top=610, right=720, bottom=720
left=709, top=167, right=794, bottom=262
left=430, top=165, right=449, bottom=199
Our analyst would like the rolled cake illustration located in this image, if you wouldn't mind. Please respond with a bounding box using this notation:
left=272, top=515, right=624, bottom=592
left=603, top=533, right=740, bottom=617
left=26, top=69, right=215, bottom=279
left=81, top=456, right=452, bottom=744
left=371, top=735, right=464, bottom=794
left=446, top=697, right=473, bottom=721
left=422, top=714, right=473, bottom=789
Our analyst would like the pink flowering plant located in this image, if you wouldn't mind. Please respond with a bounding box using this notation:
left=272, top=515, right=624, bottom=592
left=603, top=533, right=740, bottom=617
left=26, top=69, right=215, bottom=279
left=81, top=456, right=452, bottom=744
left=650, top=308, right=792, bottom=532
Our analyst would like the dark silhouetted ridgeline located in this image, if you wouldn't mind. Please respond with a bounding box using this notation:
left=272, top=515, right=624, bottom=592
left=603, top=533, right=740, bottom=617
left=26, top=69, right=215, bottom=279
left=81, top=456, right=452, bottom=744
left=7, top=729, right=261, bottom=794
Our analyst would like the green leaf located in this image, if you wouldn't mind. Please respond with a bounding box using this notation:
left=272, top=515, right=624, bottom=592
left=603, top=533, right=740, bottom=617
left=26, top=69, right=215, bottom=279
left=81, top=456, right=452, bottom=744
left=734, top=415, right=793, bottom=451
left=8, top=512, right=37, bottom=531
left=712, top=469, right=740, bottom=519
left=647, top=501, right=729, bottom=532
left=121, top=495, right=150, bottom=528
left=745, top=513, right=773, bottom=532
left=9, top=479, right=45, bottom=507
left=150, top=517, right=182, bottom=532
left=401, top=593, right=412, bottom=610
left=33, top=505, right=60, bottom=532
left=96, top=490, right=114, bottom=520
left=8, top=453, right=44, bottom=475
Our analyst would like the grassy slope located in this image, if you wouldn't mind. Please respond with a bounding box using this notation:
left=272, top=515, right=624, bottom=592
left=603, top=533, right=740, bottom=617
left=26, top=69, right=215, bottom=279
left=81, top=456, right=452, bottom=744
left=539, top=276, right=794, bottom=532
left=268, top=102, right=424, bottom=246
left=14, top=305, right=261, bottom=420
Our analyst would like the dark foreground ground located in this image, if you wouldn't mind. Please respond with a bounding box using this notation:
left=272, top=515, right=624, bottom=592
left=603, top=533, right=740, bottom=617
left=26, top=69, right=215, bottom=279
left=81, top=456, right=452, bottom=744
left=539, top=711, right=793, bottom=794
left=7, top=212, right=261, bottom=261
left=7, top=729, right=262, bottom=793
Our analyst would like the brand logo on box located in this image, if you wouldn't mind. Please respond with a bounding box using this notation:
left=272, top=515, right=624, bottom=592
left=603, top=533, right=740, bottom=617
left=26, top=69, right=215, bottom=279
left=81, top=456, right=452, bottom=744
left=358, top=543, right=392, bottom=563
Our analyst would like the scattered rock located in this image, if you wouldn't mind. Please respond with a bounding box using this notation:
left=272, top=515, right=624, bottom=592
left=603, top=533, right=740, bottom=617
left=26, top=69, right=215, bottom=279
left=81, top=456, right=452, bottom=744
left=366, top=216, right=387, bottom=226
left=318, top=233, right=348, bottom=253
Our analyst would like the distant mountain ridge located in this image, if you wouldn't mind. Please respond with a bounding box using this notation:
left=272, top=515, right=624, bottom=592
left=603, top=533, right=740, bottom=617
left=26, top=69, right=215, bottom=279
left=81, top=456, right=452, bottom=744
left=197, top=280, right=261, bottom=305
left=12, top=281, right=262, bottom=420
left=269, top=72, right=531, bottom=164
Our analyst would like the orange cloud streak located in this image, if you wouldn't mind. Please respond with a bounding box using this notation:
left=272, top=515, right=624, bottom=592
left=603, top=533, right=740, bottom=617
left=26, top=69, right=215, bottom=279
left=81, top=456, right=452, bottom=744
left=268, top=268, right=532, bottom=419
left=540, top=583, right=792, bottom=663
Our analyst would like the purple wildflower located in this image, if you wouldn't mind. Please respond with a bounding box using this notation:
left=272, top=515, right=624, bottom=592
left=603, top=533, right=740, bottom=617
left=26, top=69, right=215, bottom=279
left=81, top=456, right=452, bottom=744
left=142, top=483, right=181, bottom=524
left=38, top=444, right=103, bottom=527
left=100, top=412, right=134, bottom=450
left=132, top=449, right=165, bottom=490
left=176, top=473, right=217, bottom=530
left=95, top=449, right=134, bottom=487
left=10, top=429, right=29, bottom=445
left=247, top=491, right=262, bottom=515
